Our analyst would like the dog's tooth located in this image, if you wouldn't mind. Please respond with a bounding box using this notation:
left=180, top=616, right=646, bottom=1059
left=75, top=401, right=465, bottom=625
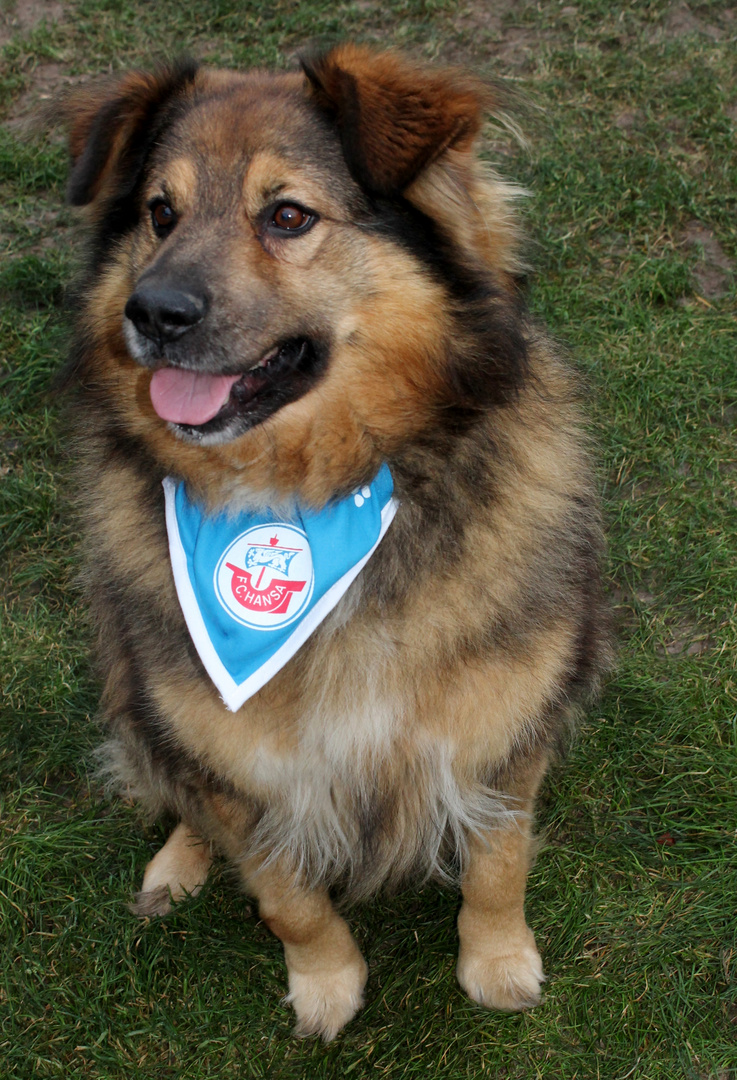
left=246, top=348, right=277, bottom=374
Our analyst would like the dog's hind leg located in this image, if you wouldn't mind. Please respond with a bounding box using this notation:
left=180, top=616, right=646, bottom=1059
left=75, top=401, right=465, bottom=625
left=456, top=761, right=547, bottom=1012
left=241, top=859, right=368, bottom=1041
left=131, top=822, right=213, bottom=917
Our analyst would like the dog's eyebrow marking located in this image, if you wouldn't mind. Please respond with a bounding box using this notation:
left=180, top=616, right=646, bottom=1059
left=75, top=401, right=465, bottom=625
left=152, top=157, right=198, bottom=206
left=241, top=151, right=346, bottom=223
left=259, top=183, right=288, bottom=203
left=150, top=182, right=175, bottom=205
left=242, top=151, right=286, bottom=193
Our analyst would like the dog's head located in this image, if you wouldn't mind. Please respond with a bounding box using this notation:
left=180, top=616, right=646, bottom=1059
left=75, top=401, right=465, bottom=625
left=66, top=47, right=526, bottom=510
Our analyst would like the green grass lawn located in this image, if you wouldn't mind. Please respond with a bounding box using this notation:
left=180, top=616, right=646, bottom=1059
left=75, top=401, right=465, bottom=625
left=1, top=1, right=735, bottom=1077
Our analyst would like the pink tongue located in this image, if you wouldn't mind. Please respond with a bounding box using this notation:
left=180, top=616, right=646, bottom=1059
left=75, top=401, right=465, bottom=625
left=149, top=368, right=241, bottom=425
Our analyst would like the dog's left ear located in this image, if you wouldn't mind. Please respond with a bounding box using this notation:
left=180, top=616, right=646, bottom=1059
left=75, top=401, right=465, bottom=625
left=301, top=45, right=488, bottom=197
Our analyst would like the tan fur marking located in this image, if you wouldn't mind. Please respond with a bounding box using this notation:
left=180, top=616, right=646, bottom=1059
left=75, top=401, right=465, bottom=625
left=408, top=154, right=526, bottom=288
left=147, top=156, right=198, bottom=211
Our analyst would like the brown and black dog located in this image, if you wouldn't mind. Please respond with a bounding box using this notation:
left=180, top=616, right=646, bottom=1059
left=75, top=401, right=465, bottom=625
left=63, top=46, right=610, bottom=1039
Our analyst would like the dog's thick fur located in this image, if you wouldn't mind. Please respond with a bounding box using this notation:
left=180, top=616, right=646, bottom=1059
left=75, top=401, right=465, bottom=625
left=63, top=46, right=610, bottom=1039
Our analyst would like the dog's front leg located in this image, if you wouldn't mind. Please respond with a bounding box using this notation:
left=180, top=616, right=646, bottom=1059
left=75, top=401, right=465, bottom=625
left=456, top=796, right=545, bottom=1012
left=242, top=859, right=368, bottom=1041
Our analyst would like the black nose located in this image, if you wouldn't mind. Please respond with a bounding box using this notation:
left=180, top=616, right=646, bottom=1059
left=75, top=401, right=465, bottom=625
left=124, top=285, right=207, bottom=347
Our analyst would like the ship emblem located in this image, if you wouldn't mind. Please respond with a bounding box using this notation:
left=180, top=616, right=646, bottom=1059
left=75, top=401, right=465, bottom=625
left=214, top=524, right=314, bottom=630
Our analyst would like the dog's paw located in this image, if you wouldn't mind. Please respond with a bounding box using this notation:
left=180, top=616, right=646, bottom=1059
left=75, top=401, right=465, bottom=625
left=457, top=938, right=545, bottom=1012
left=129, top=884, right=178, bottom=918
left=286, top=956, right=368, bottom=1041
left=129, top=871, right=206, bottom=918
left=130, top=824, right=212, bottom=918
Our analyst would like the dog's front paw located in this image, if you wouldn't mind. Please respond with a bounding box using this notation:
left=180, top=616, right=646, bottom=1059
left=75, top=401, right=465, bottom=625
left=130, top=824, right=212, bottom=917
left=286, top=955, right=368, bottom=1041
left=457, top=935, right=545, bottom=1012
left=130, top=883, right=178, bottom=918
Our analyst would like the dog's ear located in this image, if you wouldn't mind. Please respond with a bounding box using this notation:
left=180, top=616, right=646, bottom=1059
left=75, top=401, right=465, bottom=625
left=65, top=60, right=199, bottom=207
left=301, top=45, right=488, bottom=197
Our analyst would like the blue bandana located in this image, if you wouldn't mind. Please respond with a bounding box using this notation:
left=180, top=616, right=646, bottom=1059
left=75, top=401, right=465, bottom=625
left=164, top=465, right=398, bottom=711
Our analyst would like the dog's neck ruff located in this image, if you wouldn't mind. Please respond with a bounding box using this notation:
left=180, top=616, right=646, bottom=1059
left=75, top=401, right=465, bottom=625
left=163, top=465, right=398, bottom=711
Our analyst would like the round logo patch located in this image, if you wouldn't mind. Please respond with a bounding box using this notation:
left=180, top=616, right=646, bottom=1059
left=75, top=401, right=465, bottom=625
left=214, top=523, right=315, bottom=630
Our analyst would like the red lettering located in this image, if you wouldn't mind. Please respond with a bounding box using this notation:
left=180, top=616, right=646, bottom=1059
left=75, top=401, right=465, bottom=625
left=226, top=564, right=306, bottom=615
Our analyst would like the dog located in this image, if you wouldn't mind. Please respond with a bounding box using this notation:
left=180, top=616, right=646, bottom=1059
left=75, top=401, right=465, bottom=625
left=62, top=45, right=610, bottom=1040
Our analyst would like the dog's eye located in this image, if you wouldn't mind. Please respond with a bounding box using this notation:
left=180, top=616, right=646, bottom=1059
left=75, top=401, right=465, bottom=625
left=270, top=203, right=315, bottom=233
left=150, top=200, right=178, bottom=237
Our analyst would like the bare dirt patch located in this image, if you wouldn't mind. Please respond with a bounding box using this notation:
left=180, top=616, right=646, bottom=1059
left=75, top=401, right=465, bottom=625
left=0, top=0, right=65, bottom=47
left=681, top=221, right=734, bottom=300
left=645, top=2, right=726, bottom=43
left=4, top=59, right=88, bottom=129
left=656, top=619, right=715, bottom=658
left=441, top=0, right=555, bottom=70
left=450, top=0, right=517, bottom=40
left=0, top=3, right=86, bottom=129
left=614, top=109, right=644, bottom=132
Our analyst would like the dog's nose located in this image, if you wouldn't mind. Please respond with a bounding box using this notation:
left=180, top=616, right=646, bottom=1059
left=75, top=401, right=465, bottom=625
left=125, top=286, right=207, bottom=347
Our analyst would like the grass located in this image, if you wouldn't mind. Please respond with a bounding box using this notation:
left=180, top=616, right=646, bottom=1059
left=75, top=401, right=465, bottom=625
left=1, top=0, right=736, bottom=1077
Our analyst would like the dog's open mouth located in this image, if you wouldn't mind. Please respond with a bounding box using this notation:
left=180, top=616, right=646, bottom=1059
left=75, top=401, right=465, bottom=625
left=149, top=337, right=319, bottom=437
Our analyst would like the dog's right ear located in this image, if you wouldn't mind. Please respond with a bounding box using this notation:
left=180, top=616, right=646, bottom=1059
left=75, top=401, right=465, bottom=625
left=65, top=60, right=199, bottom=207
